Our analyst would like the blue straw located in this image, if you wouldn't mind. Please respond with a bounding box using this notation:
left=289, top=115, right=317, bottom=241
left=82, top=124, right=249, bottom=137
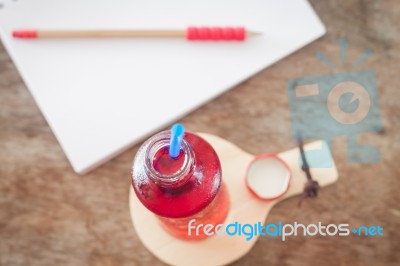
left=169, top=123, right=185, bottom=158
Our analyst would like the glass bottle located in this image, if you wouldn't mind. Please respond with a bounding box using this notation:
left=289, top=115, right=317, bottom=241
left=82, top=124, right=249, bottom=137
left=131, top=130, right=229, bottom=240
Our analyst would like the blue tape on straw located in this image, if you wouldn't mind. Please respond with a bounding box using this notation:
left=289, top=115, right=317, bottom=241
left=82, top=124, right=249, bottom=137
left=169, top=123, right=185, bottom=158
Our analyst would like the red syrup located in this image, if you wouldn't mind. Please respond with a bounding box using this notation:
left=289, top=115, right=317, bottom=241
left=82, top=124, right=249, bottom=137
left=132, top=131, right=229, bottom=240
left=153, top=147, right=185, bottom=176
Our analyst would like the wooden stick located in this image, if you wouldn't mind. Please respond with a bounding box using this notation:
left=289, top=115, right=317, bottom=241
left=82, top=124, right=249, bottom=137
left=37, top=29, right=186, bottom=38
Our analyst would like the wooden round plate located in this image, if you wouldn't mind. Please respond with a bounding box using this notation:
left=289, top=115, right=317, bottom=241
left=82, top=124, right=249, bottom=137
left=129, top=133, right=338, bottom=266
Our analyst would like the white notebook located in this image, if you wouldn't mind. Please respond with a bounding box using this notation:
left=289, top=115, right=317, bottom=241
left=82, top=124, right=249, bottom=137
left=0, top=0, right=325, bottom=174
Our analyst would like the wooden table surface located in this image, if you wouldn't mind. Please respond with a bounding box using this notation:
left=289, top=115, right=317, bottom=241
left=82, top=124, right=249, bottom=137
left=1, top=1, right=399, bottom=265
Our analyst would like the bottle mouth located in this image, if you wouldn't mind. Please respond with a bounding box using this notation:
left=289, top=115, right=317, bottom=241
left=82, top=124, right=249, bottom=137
left=144, top=131, right=194, bottom=187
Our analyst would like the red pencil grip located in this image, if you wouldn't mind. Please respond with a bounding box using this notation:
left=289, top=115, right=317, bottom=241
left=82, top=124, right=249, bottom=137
left=186, top=27, right=245, bottom=41
left=12, top=30, right=38, bottom=39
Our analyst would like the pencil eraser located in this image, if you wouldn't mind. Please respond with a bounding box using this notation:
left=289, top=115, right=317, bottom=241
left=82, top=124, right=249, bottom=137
left=12, top=30, right=38, bottom=39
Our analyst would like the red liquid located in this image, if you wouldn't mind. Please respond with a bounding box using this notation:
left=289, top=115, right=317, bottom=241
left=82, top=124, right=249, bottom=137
left=158, top=183, right=229, bottom=240
left=153, top=147, right=185, bottom=175
left=132, top=132, right=229, bottom=240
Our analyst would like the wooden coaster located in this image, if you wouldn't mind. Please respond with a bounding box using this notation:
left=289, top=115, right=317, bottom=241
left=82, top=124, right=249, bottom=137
left=129, top=133, right=338, bottom=266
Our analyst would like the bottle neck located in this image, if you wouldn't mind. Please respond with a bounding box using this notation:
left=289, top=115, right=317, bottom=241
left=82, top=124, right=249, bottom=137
left=144, top=131, right=195, bottom=188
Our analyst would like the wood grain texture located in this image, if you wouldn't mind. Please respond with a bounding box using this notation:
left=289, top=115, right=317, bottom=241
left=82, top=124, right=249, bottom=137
left=1, top=0, right=399, bottom=265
